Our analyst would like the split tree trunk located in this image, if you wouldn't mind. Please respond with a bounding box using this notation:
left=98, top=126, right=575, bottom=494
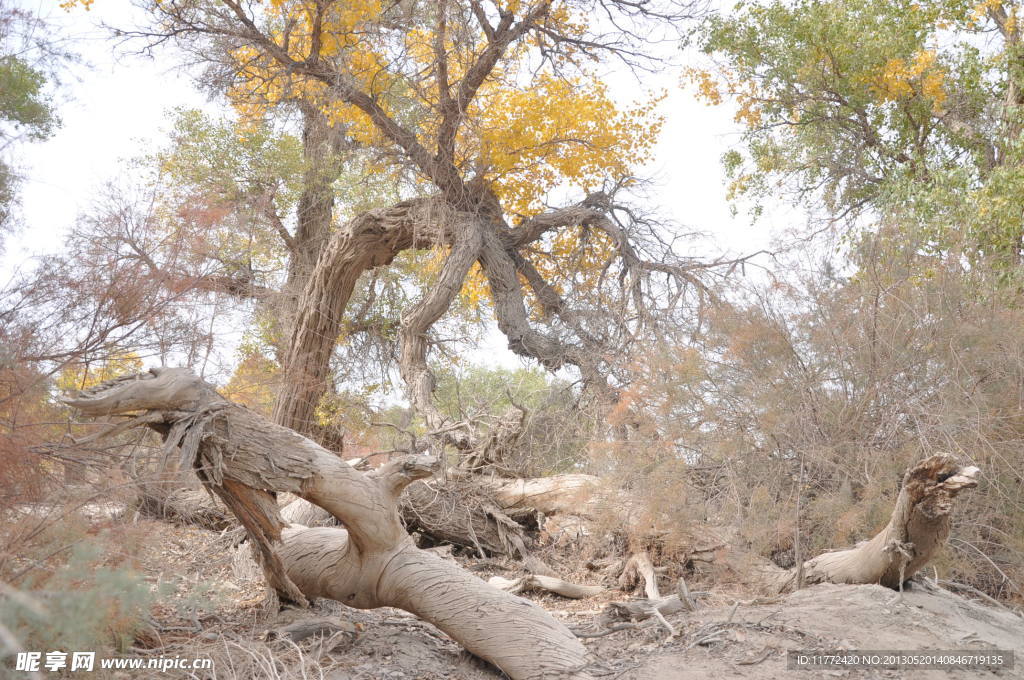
left=65, top=368, right=592, bottom=680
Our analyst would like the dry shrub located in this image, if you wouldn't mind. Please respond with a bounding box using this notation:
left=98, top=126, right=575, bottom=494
left=0, top=365, right=64, bottom=511
left=606, top=235, right=1024, bottom=602
left=0, top=503, right=158, bottom=658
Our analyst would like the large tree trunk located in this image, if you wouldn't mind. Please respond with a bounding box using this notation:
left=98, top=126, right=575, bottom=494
left=271, top=198, right=446, bottom=435
left=285, top=105, right=345, bottom=293
left=65, top=368, right=592, bottom=680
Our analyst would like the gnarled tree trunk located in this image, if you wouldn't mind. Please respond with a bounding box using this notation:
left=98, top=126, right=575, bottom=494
left=776, top=454, right=980, bottom=591
left=65, top=368, right=592, bottom=680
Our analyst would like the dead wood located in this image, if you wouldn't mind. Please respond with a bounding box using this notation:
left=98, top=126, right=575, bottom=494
left=266, top=617, right=356, bottom=643
left=774, top=454, right=980, bottom=592
left=65, top=368, right=592, bottom=680
left=481, top=474, right=601, bottom=516
left=488, top=575, right=604, bottom=599
left=278, top=493, right=337, bottom=528
left=134, top=482, right=232, bottom=531
left=400, top=477, right=527, bottom=557
left=619, top=551, right=660, bottom=599
left=600, top=595, right=688, bottom=624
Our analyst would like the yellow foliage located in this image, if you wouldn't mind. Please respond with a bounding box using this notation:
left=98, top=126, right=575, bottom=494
left=686, top=66, right=763, bottom=128
left=684, top=68, right=723, bottom=106
left=210, top=1, right=665, bottom=310
left=55, top=352, right=144, bottom=393
left=224, top=1, right=661, bottom=220
left=222, top=353, right=279, bottom=416
left=474, top=75, right=663, bottom=216
left=734, top=90, right=763, bottom=127
left=864, top=49, right=947, bottom=112
left=227, top=0, right=388, bottom=138
left=969, top=0, right=1004, bottom=28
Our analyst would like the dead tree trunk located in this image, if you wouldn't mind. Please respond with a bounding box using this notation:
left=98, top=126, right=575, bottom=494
left=774, top=454, right=980, bottom=591
left=65, top=368, right=591, bottom=680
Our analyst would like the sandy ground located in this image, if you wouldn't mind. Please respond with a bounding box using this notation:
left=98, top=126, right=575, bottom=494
left=611, top=582, right=1024, bottom=679
left=103, top=519, right=1024, bottom=680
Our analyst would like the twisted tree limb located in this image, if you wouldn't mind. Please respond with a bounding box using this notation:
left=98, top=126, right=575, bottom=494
left=64, top=368, right=592, bottom=680
left=776, top=454, right=980, bottom=591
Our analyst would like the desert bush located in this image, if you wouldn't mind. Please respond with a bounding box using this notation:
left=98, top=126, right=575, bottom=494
left=610, top=232, right=1024, bottom=602
left=433, top=365, right=596, bottom=476
left=0, top=512, right=159, bottom=659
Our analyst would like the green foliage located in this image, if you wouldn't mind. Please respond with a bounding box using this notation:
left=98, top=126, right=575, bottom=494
left=433, top=364, right=593, bottom=475
left=158, top=108, right=304, bottom=216
left=153, top=108, right=305, bottom=277
left=692, top=0, right=1024, bottom=273
left=0, top=55, right=58, bottom=140
left=433, top=364, right=555, bottom=420
left=0, top=16, right=62, bottom=233
left=3, top=532, right=159, bottom=654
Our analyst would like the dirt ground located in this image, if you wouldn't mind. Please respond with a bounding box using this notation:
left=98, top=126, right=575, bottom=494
left=121, top=521, right=1024, bottom=680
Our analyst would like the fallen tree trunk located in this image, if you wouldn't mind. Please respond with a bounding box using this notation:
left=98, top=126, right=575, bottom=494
left=773, top=454, right=979, bottom=592
left=65, top=369, right=592, bottom=680
left=481, top=474, right=601, bottom=517
left=279, top=493, right=336, bottom=527
left=135, top=481, right=232, bottom=530
left=400, top=477, right=528, bottom=557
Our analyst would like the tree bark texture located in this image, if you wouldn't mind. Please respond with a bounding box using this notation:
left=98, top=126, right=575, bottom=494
left=270, top=189, right=642, bottom=447
left=65, top=368, right=592, bottom=680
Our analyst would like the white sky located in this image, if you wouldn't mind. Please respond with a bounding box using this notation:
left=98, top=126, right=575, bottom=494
left=5, top=0, right=788, bottom=376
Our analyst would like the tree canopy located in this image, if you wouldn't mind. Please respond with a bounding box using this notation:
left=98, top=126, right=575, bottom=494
left=0, top=0, right=66, bottom=235
left=692, top=0, right=1024, bottom=273
left=58, top=0, right=717, bottom=445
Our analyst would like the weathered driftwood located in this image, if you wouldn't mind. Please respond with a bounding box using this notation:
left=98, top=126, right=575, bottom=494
left=775, top=454, right=980, bottom=591
left=65, top=368, right=592, bottom=680
left=489, top=574, right=605, bottom=599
